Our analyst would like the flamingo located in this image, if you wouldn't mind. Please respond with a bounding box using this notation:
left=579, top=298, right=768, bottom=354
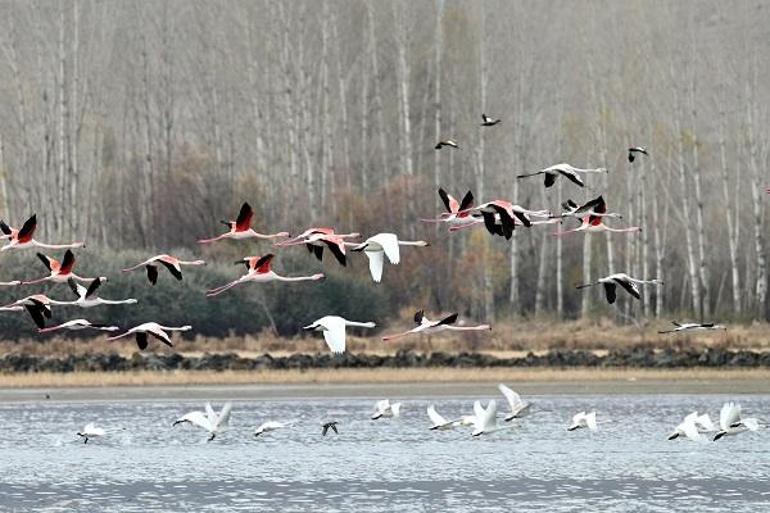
left=276, top=227, right=360, bottom=247
left=382, top=310, right=490, bottom=341
left=576, top=273, right=663, bottom=304
left=556, top=195, right=623, bottom=220
left=0, top=214, right=85, bottom=251
left=198, top=202, right=289, bottom=244
left=122, top=254, right=206, bottom=285
left=206, top=254, right=324, bottom=297
left=350, top=233, right=429, bottom=283
left=480, top=113, right=501, bottom=127
left=276, top=232, right=349, bottom=266
left=66, top=278, right=137, bottom=308
left=23, top=250, right=106, bottom=285
left=38, top=319, right=120, bottom=334
left=76, top=423, right=106, bottom=444
left=3, top=294, right=76, bottom=328
left=275, top=227, right=360, bottom=266
left=517, top=163, right=607, bottom=188
left=554, top=214, right=641, bottom=236
left=448, top=214, right=560, bottom=235
left=628, top=146, right=649, bottom=162
left=434, top=139, right=459, bottom=149
left=302, top=316, right=376, bottom=354
left=173, top=402, right=232, bottom=441
left=106, top=322, right=192, bottom=350
left=420, top=188, right=477, bottom=228
left=371, top=399, right=401, bottom=420
left=498, top=384, right=531, bottom=421
left=713, top=402, right=760, bottom=441
left=466, top=200, right=551, bottom=239
left=322, top=421, right=340, bottom=436
left=567, top=411, right=598, bottom=431
left=254, top=421, right=292, bottom=437
left=658, top=321, right=727, bottom=334
left=427, top=405, right=464, bottom=430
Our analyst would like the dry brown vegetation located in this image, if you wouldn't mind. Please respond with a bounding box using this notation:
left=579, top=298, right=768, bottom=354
left=2, top=318, right=769, bottom=359
left=3, top=367, right=770, bottom=389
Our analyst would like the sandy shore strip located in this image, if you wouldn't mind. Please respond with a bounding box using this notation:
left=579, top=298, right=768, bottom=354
left=1, top=367, right=769, bottom=401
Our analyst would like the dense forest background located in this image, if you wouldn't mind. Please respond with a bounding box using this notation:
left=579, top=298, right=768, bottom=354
left=0, top=0, right=767, bottom=340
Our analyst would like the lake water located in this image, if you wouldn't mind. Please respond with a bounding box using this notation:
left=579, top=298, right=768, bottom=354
left=1, top=392, right=769, bottom=512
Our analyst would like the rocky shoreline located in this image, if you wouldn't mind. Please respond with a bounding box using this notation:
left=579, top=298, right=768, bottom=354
left=1, top=346, right=769, bottom=373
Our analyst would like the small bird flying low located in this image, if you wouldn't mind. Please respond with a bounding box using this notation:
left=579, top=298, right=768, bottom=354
left=628, top=146, right=649, bottom=163
left=434, top=139, right=459, bottom=150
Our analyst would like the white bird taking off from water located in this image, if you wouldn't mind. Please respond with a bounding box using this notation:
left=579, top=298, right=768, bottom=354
left=567, top=411, right=598, bottom=431
left=371, top=399, right=401, bottom=420
left=254, top=421, right=292, bottom=437
left=173, top=402, right=232, bottom=441
left=77, top=423, right=106, bottom=444
left=498, top=384, right=531, bottom=421
left=381, top=310, right=490, bottom=341
left=667, top=412, right=715, bottom=442
left=302, top=316, right=376, bottom=354
left=350, top=233, right=429, bottom=283
left=576, top=273, right=663, bottom=304
left=427, top=405, right=463, bottom=430
left=470, top=400, right=515, bottom=436
left=713, top=402, right=760, bottom=441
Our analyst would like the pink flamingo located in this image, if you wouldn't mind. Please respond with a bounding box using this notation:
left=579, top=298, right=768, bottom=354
left=122, top=254, right=206, bottom=285
left=23, top=250, right=106, bottom=285
left=207, top=254, right=324, bottom=297
left=198, top=202, right=289, bottom=244
left=107, top=322, right=192, bottom=350
left=0, top=214, right=84, bottom=251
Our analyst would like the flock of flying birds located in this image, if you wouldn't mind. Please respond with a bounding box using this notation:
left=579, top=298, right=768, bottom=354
left=74, top=384, right=759, bottom=444
left=0, top=113, right=736, bottom=353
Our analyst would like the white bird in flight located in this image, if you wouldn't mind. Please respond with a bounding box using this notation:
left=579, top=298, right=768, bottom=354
left=427, top=405, right=464, bottom=430
left=381, top=310, right=490, bottom=341
left=254, top=420, right=292, bottom=437
left=76, top=422, right=106, bottom=444
left=659, top=321, right=727, bottom=334
left=498, top=384, right=531, bottom=421
left=371, top=399, right=401, bottom=420
left=567, top=411, right=598, bottom=431
left=67, top=278, right=138, bottom=308
left=667, top=411, right=715, bottom=442
left=350, top=233, right=429, bottom=283
left=106, top=322, right=192, bottom=350
left=576, top=273, right=663, bottom=304
left=470, top=400, right=514, bottom=436
left=173, top=402, right=232, bottom=441
left=38, top=319, right=120, bottom=334
left=517, top=163, right=607, bottom=188
left=302, top=316, right=376, bottom=354
left=713, top=402, right=760, bottom=441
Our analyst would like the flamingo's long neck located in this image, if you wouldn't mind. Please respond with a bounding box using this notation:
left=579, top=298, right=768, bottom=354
left=273, top=274, right=319, bottom=282
left=397, top=240, right=427, bottom=247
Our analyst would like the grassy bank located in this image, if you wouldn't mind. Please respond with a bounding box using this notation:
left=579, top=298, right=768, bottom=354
left=3, top=367, right=770, bottom=388
left=3, top=319, right=770, bottom=358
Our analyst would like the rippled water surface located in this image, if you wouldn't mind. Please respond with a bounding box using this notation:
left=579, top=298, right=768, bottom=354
left=1, top=393, right=769, bottom=512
